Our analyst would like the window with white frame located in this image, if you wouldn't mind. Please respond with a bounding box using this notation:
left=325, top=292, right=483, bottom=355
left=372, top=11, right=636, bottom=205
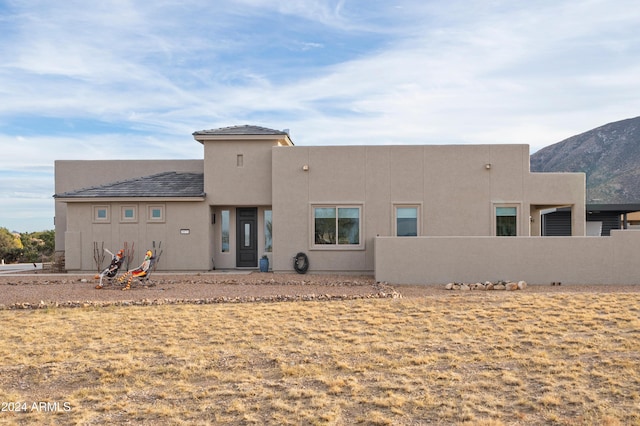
left=93, top=206, right=110, bottom=223
left=121, top=205, right=137, bottom=222
left=496, top=206, right=517, bottom=236
left=148, top=205, right=165, bottom=222
left=395, top=206, right=419, bottom=236
left=313, top=206, right=361, bottom=247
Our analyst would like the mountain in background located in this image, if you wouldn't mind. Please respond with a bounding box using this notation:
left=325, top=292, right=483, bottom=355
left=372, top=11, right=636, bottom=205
left=530, top=116, right=640, bottom=204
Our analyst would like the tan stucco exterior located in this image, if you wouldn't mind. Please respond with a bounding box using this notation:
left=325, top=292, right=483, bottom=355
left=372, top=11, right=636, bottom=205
left=271, top=144, right=584, bottom=273
left=55, top=159, right=205, bottom=270
left=375, top=230, right=640, bottom=285
left=54, top=125, right=640, bottom=284
left=196, top=131, right=292, bottom=270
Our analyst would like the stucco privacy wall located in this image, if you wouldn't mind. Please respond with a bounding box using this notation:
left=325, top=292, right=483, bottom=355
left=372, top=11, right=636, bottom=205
left=374, top=230, right=640, bottom=285
left=271, top=144, right=584, bottom=273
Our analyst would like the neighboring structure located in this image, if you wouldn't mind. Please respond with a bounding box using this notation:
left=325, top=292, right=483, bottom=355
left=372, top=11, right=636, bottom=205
left=541, top=204, right=640, bottom=236
left=54, top=125, right=640, bottom=284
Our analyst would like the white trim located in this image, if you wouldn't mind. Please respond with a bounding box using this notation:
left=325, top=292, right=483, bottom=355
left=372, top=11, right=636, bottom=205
left=120, top=205, right=137, bottom=223
left=93, top=205, right=110, bottom=223
left=147, top=204, right=165, bottom=223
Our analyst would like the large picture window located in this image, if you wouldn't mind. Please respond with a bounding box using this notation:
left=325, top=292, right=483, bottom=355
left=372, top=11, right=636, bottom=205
left=313, top=206, right=361, bottom=247
left=496, top=206, right=517, bottom=236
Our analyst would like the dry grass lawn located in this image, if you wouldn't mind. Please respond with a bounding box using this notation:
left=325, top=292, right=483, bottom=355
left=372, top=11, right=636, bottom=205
left=1, top=292, right=639, bottom=425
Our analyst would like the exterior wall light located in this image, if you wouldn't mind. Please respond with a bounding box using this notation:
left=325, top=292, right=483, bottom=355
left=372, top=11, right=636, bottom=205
left=485, top=163, right=491, bottom=170
left=302, top=164, right=309, bottom=171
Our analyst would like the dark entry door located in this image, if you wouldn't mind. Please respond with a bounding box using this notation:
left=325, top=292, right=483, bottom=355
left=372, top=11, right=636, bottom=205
left=236, top=208, right=258, bottom=267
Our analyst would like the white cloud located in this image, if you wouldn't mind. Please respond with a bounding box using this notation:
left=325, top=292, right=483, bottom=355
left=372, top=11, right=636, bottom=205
left=1, top=0, right=640, bottom=229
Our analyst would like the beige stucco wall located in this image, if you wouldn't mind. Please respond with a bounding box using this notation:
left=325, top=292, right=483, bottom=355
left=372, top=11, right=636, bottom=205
left=199, top=138, right=284, bottom=269
left=55, top=159, right=208, bottom=272
left=527, top=172, right=586, bottom=236
left=55, top=159, right=204, bottom=251
left=64, top=200, right=210, bottom=271
left=272, top=144, right=584, bottom=274
left=375, top=230, right=640, bottom=285
left=202, top=139, right=280, bottom=206
left=54, top=140, right=586, bottom=275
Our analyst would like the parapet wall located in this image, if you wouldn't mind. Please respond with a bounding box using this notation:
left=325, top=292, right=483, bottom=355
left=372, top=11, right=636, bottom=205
left=374, top=230, right=640, bottom=285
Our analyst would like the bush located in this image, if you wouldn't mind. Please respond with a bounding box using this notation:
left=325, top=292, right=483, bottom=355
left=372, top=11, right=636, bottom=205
left=0, top=228, right=55, bottom=263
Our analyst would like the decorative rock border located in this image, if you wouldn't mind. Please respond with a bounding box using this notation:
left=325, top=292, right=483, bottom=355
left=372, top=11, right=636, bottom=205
left=445, top=280, right=527, bottom=291
left=0, top=283, right=401, bottom=310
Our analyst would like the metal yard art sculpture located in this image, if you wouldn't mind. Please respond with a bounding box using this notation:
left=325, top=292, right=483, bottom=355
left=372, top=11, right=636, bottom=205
left=116, top=250, right=154, bottom=291
left=94, top=248, right=125, bottom=288
left=94, top=241, right=163, bottom=291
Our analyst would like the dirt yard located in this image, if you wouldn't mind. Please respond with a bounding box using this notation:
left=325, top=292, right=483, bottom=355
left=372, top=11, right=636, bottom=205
left=1, top=272, right=638, bottom=308
left=2, top=273, right=640, bottom=424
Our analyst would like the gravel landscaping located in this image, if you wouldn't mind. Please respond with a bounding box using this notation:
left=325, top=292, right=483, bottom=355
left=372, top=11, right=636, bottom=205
left=0, top=272, right=638, bottom=309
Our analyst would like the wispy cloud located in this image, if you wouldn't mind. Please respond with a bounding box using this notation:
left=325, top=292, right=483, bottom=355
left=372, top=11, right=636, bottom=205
left=1, top=0, right=639, bottom=230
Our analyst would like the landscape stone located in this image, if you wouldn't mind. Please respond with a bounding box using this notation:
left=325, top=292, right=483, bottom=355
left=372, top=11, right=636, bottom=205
left=506, top=282, right=518, bottom=291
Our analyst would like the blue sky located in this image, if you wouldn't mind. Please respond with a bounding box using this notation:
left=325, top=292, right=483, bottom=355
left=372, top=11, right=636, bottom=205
left=1, top=0, right=639, bottom=232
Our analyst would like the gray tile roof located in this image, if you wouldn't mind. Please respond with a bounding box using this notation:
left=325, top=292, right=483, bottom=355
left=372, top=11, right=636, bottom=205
left=193, top=124, right=288, bottom=136
left=54, top=172, right=205, bottom=199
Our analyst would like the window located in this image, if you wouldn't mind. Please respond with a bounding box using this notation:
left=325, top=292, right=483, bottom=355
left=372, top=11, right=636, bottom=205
left=93, top=206, right=109, bottom=223
left=121, top=206, right=136, bottom=222
left=244, top=223, right=251, bottom=247
left=313, top=206, right=361, bottom=247
left=221, top=210, right=230, bottom=252
left=496, top=206, right=517, bottom=236
left=148, top=205, right=165, bottom=222
left=395, top=206, right=419, bottom=236
left=264, top=210, right=272, bottom=252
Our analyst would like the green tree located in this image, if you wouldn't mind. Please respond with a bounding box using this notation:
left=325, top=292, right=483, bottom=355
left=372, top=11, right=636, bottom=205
left=0, top=227, right=23, bottom=263
left=19, top=230, right=55, bottom=263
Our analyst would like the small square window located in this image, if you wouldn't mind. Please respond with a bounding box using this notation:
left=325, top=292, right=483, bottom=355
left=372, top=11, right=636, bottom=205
left=148, top=205, right=165, bottom=222
left=120, top=206, right=137, bottom=222
left=93, top=206, right=110, bottom=223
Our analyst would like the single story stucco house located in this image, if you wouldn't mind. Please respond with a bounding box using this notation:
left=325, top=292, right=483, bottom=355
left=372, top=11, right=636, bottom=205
left=54, top=125, right=640, bottom=285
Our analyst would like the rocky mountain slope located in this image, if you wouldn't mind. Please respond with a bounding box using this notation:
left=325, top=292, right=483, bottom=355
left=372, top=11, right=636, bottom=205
left=530, top=116, right=640, bottom=204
